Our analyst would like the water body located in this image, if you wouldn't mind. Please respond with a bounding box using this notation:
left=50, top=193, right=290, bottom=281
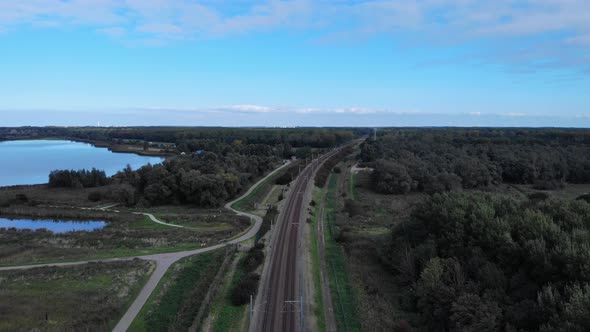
left=0, top=218, right=106, bottom=233
left=0, top=140, right=163, bottom=187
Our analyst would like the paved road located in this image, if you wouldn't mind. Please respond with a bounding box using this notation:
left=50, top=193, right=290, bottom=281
left=254, top=147, right=347, bottom=332
left=0, top=162, right=292, bottom=332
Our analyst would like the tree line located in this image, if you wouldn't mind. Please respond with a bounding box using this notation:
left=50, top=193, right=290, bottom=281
left=0, top=126, right=360, bottom=151
left=39, top=127, right=358, bottom=207
left=361, top=128, right=590, bottom=194
left=48, top=169, right=109, bottom=188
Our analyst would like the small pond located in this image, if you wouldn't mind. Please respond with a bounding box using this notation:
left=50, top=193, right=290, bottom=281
left=0, top=218, right=107, bottom=233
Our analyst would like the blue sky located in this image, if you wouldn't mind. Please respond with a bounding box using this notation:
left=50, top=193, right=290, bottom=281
left=0, top=0, right=589, bottom=127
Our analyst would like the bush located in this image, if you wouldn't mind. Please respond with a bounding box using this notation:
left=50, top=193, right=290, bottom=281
left=576, top=193, right=590, bottom=203
left=532, top=179, right=566, bottom=190
left=15, top=194, right=28, bottom=203
left=528, top=192, right=549, bottom=201
left=242, top=248, right=264, bottom=273
left=230, top=273, right=260, bottom=306
left=88, top=191, right=102, bottom=202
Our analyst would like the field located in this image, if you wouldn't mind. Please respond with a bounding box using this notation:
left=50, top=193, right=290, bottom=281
left=129, top=250, right=228, bottom=332
left=0, top=204, right=249, bottom=266
left=309, top=187, right=326, bottom=332
left=207, top=251, right=250, bottom=332
left=323, top=173, right=362, bottom=332
left=230, top=162, right=293, bottom=216
left=317, top=152, right=427, bottom=331
left=0, top=259, right=153, bottom=331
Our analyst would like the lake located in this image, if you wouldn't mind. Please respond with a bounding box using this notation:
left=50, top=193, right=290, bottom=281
left=0, top=140, right=163, bottom=187
left=0, top=218, right=107, bottom=233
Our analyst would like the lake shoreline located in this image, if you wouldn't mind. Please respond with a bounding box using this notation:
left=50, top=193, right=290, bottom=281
left=0, top=140, right=164, bottom=187
left=0, top=137, right=174, bottom=158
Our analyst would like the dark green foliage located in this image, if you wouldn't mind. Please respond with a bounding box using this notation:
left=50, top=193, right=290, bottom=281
left=314, top=146, right=354, bottom=187
left=228, top=245, right=265, bottom=306
left=242, top=248, right=264, bottom=273
left=8, top=127, right=357, bottom=208
left=390, top=192, right=590, bottom=331
left=528, top=192, right=549, bottom=201
left=14, top=193, right=28, bottom=203
left=577, top=193, right=590, bottom=203
left=230, top=273, right=260, bottom=306
left=256, top=206, right=278, bottom=242
left=372, top=160, right=414, bottom=194
left=0, top=127, right=358, bottom=150
left=88, top=191, right=102, bottom=202
left=361, top=128, right=590, bottom=194
left=275, top=162, right=302, bottom=185
left=49, top=168, right=109, bottom=188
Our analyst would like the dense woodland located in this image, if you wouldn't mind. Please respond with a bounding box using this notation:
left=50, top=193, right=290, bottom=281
left=390, top=192, right=590, bottom=331
left=361, top=128, right=590, bottom=194
left=353, top=129, right=590, bottom=331
left=0, top=126, right=360, bottom=151
left=10, top=127, right=360, bottom=207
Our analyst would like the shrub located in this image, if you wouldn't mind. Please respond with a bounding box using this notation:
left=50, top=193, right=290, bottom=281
left=533, top=179, right=565, bottom=190
left=528, top=192, right=549, bottom=201
left=88, top=191, right=102, bottom=202
left=242, top=248, right=264, bottom=273
left=230, top=273, right=260, bottom=306
left=15, top=193, right=28, bottom=203
left=576, top=193, right=590, bottom=203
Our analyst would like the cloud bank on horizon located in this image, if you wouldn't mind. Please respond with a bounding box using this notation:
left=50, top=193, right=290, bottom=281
left=0, top=1, right=589, bottom=127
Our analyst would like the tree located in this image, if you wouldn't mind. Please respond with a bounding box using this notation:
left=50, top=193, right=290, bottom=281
left=450, top=293, right=501, bottom=332
left=372, top=160, right=414, bottom=194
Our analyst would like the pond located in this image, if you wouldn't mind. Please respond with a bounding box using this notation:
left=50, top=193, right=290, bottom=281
left=0, top=218, right=107, bottom=233
left=0, top=140, right=163, bottom=187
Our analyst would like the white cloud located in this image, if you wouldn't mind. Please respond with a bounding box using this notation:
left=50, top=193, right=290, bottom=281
left=98, top=26, right=126, bottom=38
left=223, top=105, right=275, bottom=113
left=1, top=1, right=590, bottom=72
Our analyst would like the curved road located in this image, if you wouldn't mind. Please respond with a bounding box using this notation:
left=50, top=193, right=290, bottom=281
left=0, top=161, right=291, bottom=332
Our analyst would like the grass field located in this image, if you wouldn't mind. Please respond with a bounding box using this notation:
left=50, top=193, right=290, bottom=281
left=309, top=187, right=327, bottom=332
left=209, top=251, right=249, bottom=332
left=0, top=206, right=246, bottom=266
left=231, top=163, right=291, bottom=215
left=0, top=259, right=153, bottom=331
left=324, top=174, right=362, bottom=332
left=129, top=249, right=227, bottom=332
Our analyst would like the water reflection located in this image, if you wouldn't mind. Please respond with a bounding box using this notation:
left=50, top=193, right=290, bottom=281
left=0, top=218, right=106, bottom=233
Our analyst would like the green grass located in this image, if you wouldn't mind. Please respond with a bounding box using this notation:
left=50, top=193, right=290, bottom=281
left=350, top=172, right=357, bottom=200
left=0, top=260, right=153, bottom=331
left=0, top=242, right=203, bottom=268
left=310, top=187, right=327, bottom=332
left=324, top=174, right=362, bottom=332
left=210, top=252, right=249, bottom=332
left=126, top=215, right=173, bottom=230
left=151, top=214, right=234, bottom=231
left=231, top=177, right=270, bottom=213
left=129, top=250, right=226, bottom=332
left=231, top=163, right=290, bottom=213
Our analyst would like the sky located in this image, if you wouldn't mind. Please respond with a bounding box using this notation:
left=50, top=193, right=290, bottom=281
left=0, top=0, right=589, bottom=127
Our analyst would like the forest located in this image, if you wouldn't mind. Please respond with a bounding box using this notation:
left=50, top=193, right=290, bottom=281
left=20, top=127, right=361, bottom=207
left=0, top=126, right=361, bottom=150
left=351, top=128, right=590, bottom=331
left=361, top=128, right=590, bottom=194
left=390, top=192, right=590, bottom=331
